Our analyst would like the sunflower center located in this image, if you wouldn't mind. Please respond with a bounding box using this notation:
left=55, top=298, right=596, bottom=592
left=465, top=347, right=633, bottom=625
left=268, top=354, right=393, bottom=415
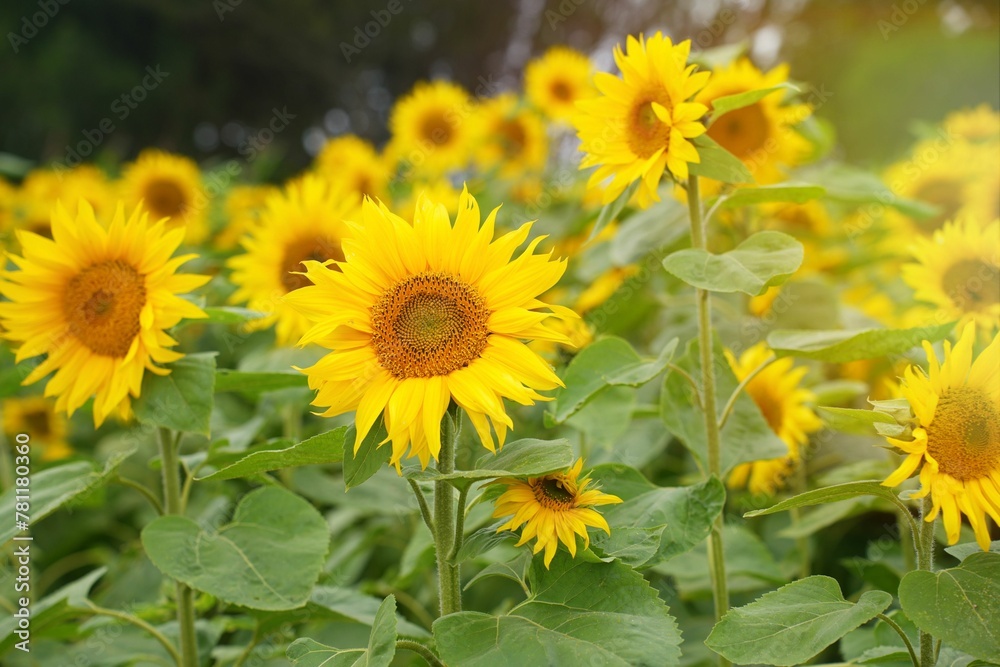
left=942, top=259, right=1000, bottom=312
left=708, top=102, right=769, bottom=160
left=925, top=386, right=1000, bottom=481
left=280, top=235, right=344, bottom=292
left=532, top=477, right=576, bottom=510
left=420, top=112, right=454, bottom=147
left=23, top=410, right=51, bottom=438
left=550, top=79, right=573, bottom=102
left=498, top=119, right=527, bottom=158
left=64, top=260, right=146, bottom=358
left=144, top=178, right=187, bottom=219
left=370, top=272, right=490, bottom=379
left=627, top=95, right=672, bottom=158
left=912, top=179, right=963, bottom=232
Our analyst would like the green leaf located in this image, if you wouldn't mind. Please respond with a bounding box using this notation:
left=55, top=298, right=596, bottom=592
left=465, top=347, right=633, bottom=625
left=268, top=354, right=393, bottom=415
left=434, top=552, right=682, bottom=666
left=0, top=567, right=106, bottom=652
left=287, top=595, right=398, bottom=667
left=717, top=183, right=826, bottom=208
left=344, top=419, right=391, bottom=489
left=550, top=336, right=677, bottom=423
left=406, top=438, right=574, bottom=491
left=794, top=162, right=937, bottom=217
left=214, top=369, right=307, bottom=395
left=708, top=83, right=798, bottom=120
left=663, top=231, right=803, bottom=296
left=201, top=306, right=267, bottom=325
left=705, top=576, right=893, bottom=666
left=690, top=135, right=754, bottom=184
left=590, top=180, right=640, bottom=241
left=817, top=407, right=897, bottom=435
left=196, top=426, right=347, bottom=480
left=945, top=540, right=1000, bottom=562
left=141, top=486, right=329, bottom=610
left=898, top=552, right=1000, bottom=662
left=464, top=551, right=531, bottom=591
left=744, top=480, right=904, bottom=519
left=133, top=353, right=216, bottom=435
left=309, top=586, right=428, bottom=638
left=768, top=322, right=955, bottom=363
left=455, top=521, right=516, bottom=562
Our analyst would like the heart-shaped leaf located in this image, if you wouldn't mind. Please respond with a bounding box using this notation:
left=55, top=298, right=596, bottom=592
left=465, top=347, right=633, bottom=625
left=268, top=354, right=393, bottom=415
left=663, top=231, right=803, bottom=296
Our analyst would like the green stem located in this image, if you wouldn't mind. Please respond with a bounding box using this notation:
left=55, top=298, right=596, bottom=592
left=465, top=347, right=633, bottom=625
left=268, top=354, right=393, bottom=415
left=448, top=486, right=470, bottom=562
left=717, top=353, right=776, bottom=431
left=433, top=407, right=462, bottom=616
left=395, top=640, right=446, bottom=667
left=688, top=174, right=731, bottom=667
left=116, top=475, right=164, bottom=515
left=916, top=496, right=935, bottom=667
left=791, top=463, right=811, bottom=578
left=877, top=613, right=918, bottom=667
left=158, top=428, right=199, bottom=667
left=82, top=601, right=183, bottom=666
left=407, top=478, right=436, bottom=539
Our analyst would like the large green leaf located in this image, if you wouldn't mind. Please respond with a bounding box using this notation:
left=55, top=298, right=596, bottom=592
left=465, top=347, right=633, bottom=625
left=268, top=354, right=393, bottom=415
left=588, top=464, right=726, bottom=568
left=0, top=567, right=105, bottom=652
left=898, top=552, right=1000, bottom=661
left=690, top=135, right=754, bottom=184
left=768, top=322, right=955, bottom=363
left=708, top=83, right=798, bottom=120
left=706, top=576, right=893, bottom=666
left=288, top=595, right=398, bottom=667
left=433, top=551, right=682, bottom=666
left=213, top=369, right=308, bottom=395
left=196, top=427, right=347, bottom=480
left=406, top=438, right=574, bottom=491
left=663, top=231, right=803, bottom=296
left=817, top=407, right=898, bottom=435
left=133, top=353, right=216, bottom=435
left=141, top=486, right=329, bottom=610
left=309, top=587, right=428, bottom=638
left=744, top=481, right=906, bottom=519
left=344, top=420, right=391, bottom=490
left=716, top=183, right=826, bottom=208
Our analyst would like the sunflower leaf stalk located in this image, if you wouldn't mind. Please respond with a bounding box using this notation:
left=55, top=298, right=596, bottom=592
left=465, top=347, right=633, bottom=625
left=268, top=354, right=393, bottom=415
left=433, top=406, right=462, bottom=616
left=916, top=495, right=935, bottom=667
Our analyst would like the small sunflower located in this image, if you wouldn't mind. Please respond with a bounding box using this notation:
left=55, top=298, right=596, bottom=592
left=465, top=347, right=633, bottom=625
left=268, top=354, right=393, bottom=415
left=228, top=175, right=359, bottom=346
left=727, top=343, right=822, bottom=495
left=10, top=167, right=113, bottom=241
left=214, top=184, right=280, bottom=250
left=575, top=32, right=709, bottom=207
left=902, top=219, right=1000, bottom=333
left=314, top=134, right=390, bottom=202
left=387, top=81, right=475, bottom=177
left=492, top=458, right=622, bottom=568
left=2, top=396, right=72, bottom=461
left=943, top=104, right=1000, bottom=144
left=475, top=93, right=548, bottom=180
left=0, top=202, right=209, bottom=425
left=882, top=323, right=1000, bottom=551
left=285, top=188, right=577, bottom=470
left=524, top=46, right=595, bottom=122
left=120, top=149, right=208, bottom=243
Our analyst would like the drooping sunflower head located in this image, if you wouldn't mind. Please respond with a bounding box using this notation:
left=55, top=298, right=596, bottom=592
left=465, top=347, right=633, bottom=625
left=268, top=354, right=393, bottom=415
left=228, top=175, right=359, bottom=346
left=524, top=46, right=596, bottom=122
left=882, top=323, right=1000, bottom=550
left=314, top=134, right=390, bottom=202
left=2, top=396, right=72, bottom=461
left=0, top=201, right=209, bottom=425
left=285, top=187, right=578, bottom=470
left=726, top=342, right=822, bottom=495
left=475, top=93, right=548, bottom=180
left=575, top=32, right=710, bottom=207
left=120, top=149, right=207, bottom=243
left=214, top=184, right=280, bottom=250
left=387, top=81, right=475, bottom=177
left=492, top=458, right=622, bottom=568
left=902, top=219, right=1000, bottom=334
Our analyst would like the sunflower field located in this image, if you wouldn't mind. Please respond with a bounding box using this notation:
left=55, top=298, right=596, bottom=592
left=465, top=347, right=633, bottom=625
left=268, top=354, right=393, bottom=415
left=1, top=2, right=999, bottom=666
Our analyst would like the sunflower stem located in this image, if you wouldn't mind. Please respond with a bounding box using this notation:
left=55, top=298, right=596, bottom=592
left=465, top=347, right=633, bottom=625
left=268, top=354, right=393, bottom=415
left=433, top=407, right=462, bottom=616
left=158, top=428, right=199, bottom=667
left=916, top=495, right=935, bottom=667
left=688, top=173, right=731, bottom=667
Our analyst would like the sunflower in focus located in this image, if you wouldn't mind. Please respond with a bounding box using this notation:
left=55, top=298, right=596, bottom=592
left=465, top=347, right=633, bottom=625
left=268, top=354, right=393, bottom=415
left=387, top=81, right=475, bottom=177
left=727, top=342, right=822, bottom=495
left=120, top=149, right=207, bottom=243
left=525, top=46, right=595, bottom=122
left=881, top=323, right=1000, bottom=550
left=475, top=93, right=548, bottom=180
left=492, top=458, right=622, bottom=567
left=2, top=396, right=72, bottom=461
left=229, top=175, right=358, bottom=346
left=575, top=32, right=709, bottom=207
left=314, top=134, right=390, bottom=202
left=0, top=202, right=209, bottom=425
left=902, top=219, right=1000, bottom=333
left=285, top=188, right=577, bottom=469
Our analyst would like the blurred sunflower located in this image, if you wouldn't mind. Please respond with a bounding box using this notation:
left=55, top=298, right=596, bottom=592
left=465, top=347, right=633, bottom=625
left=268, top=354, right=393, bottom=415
left=314, top=134, right=390, bottom=202
left=902, top=219, right=1000, bottom=333
left=387, top=81, right=475, bottom=176
left=524, top=46, right=595, bottom=122
left=228, top=175, right=358, bottom=346
left=395, top=179, right=463, bottom=223
left=943, top=104, right=1000, bottom=144
left=214, top=184, right=280, bottom=250
left=575, top=265, right=637, bottom=314
left=285, top=188, right=576, bottom=469
left=884, top=140, right=978, bottom=235
left=10, top=167, right=114, bottom=241
left=882, top=323, right=1000, bottom=551
left=475, top=93, right=548, bottom=180
left=120, top=149, right=208, bottom=243
left=2, top=396, right=72, bottom=461
left=727, top=343, right=822, bottom=495
left=0, top=202, right=209, bottom=425
left=492, top=458, right=622, bottom=567
left=575, top=32, right=709, bottom=207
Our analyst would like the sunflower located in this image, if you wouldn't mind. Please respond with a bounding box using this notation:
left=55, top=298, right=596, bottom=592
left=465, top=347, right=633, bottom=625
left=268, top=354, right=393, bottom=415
left=213, top=184, right=280, bottom=250
left=475, top=93, right=548, bottom=180
left=314, top=134, right=390, bottom=202
left=394, top=179, right=463, bottom=231
left=10, top=167, right=114, bottom=242
left=228, top=175, right=359, bottom=346
left=120, top=149, right=208, bottom=243
left=943, top=104, right=1000, bottom=144
left=575, top=32, right=709, bottom=207
left=2, top=396, right=72, bottom=461
left=882, top=323, right=1000, bottom=551
left=492, top=458, right=622, bottom=568
left=727, top=342, right=822, bottom=495
left=524, top=46, right=595, bottom=122
left=902, top=219, right=1000, bottom=333
left=697, top=58, right=811, bottom=187
left=285, top=188, right=577, bottom=469
left=0, top=202, right=209, bottom=425
left=387, top=81, right=475, bottom=177
left=575, top=265, right=637, bottom=314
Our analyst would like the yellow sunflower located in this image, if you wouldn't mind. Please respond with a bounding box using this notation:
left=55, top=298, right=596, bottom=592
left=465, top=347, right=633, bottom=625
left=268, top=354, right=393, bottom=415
left=575, top=265, right=637, bottom=314
left=0, top=202, right=209, bottom=425
left=475, top=93, right=548, bottom=180
left=395, top=179, right=463, bottom=227
left=575, top=32, right=709, bottom=207
left=943, top=104, right=1000, bottom=144
left=387, top=81, right=475, bottom=177
left=492, top=458, right=622, bottom=568
left=524, top=46, right=596, bottom=122
left=314, top=134, right=390, bottom=202
left=882, top=323, right=1000, bottom=551
left=228, top=175, right=359, bottom=346
left=2, top=396, right=72, bottom=461
left=285, top=188, right=577, bottom=469
left=214, top=184, right=280, bottom=250
left=120, top=149, right=208, bottom=243
left=727, top=342, right=823, bottom=495
left=902, top=219, right=1000, bottom=333
left=10, top=167, right=114, bottom=241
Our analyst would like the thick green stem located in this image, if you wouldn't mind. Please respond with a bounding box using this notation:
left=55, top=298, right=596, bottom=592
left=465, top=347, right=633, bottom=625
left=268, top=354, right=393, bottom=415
left=433, top=408, right=462, bottom=616
left=158, top=428, right=199, bottom=667
left=396, top=640, right=446, bottom=667
left=917, top=496, right=935, bottom=667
